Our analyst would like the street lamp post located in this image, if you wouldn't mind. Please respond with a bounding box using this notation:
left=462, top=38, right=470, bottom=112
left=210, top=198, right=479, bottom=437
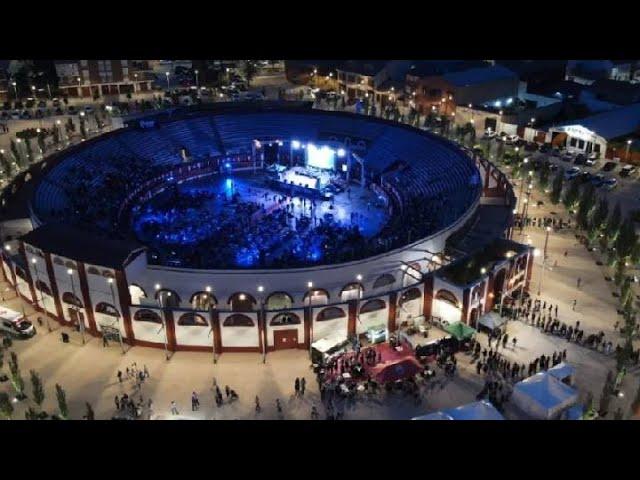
left=165, top=71, right=170, bottom=90
left=67, top=268, right=85, bottom=344
left=107, top=278, right=125, bottom=354
left=626, top=139, right=632, bottom=162
left=205, top=286, right=216, bottom=364
left=155, top=284, right=170, bottom=361
left=77, top=77, right=82, bottom=98
left=31, top=258, right=52, bottom=332
left=537, top=227, right=552, bottom=296
left=194, top=69, right=199, bottom=90
left=306, top=281, right=313, bottom=357
left=11, top=81, right=17, bottom=99
left=258, top=285, right=266, bottom=364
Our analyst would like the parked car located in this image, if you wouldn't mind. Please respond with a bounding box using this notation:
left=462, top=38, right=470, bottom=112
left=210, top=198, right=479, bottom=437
left=561, top=152, right=574, bottom=162
left=590, top=174, right=605, bottom=187
left=505, top=134, right=519, bottom=145
left=67, top=106, right=77, bottom=115
left=20, top=110, right=31, bottom=119
left=11, top=110, right=20, bottom=120
left=84, top=105, right=94, bottom=113
left=585, top=156, right=598, bottom=166
left=602, top=161, right=617, bottom=172
left=620, top=165, right=637, bottom=177
left=484, top=130, right=496, bottom=139
left=565, top=166, right=581, bottom=180
left=603, top=177, right=618, bottom=190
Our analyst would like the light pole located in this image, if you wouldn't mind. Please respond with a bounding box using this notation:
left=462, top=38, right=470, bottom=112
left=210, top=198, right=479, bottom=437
left=536, top=227, right=552, bottom=296
left=155, top=283, right=170, bottom=360
left=165, top=71, right=170, bottom=90
left=306, top=281, right=313, bottom=357
left=67, top=268, right=85, bottom=344
left=519, top=171, right=533, bottom=235
left=46, top=83, right=52, bottom=99
left=194, top=69, right=199, bottom=90
left=626, top=139, right=632, bottom=162
left=31, top=85, right=36, bottom=99
left=11, top=81, right=17, bottom=100
left=133, top=73, right=138, bottom=93
left=31, top=258, right=52, bottom=332
left=77, top=77, right=82, bottom=98
left=107, top=278, right=125, bottom=354
left=5, top=245, right=27, bottom=321
left=205, top=286, right=216, bottom=364
left=258, top=285, right=266, bottom=364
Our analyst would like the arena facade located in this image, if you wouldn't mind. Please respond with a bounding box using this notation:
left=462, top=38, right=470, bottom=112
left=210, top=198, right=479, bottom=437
left=0, top=102, right=531, bottom=355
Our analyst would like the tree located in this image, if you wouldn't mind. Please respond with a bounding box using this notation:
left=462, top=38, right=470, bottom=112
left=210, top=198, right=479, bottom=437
left=615, top=218, right=638, bottom=262
left=25, top=407, right=39, bottom=420
left=242, top=61, right=257, bottom=87
left=599, top=370, right=614, bottom=417
left=576, top=183, right=596, bottom=230
left=10, top=139, right=21, bottom=166
left=79, top=119, right=87, bottom=140
left=614, top=261, right=626, bottom=286
left=620, top=277, right=633, bottom=306
left=8, top=352, right=24, bottom=396
left=550, top=169, right=564, bottom=205
left=25, top=138, right=33, bottom=163
left=52, top=125, right=60, bottom=147
left=606, top=203, right=623, bottom=242
left=0, top=392, right=14, bottom=419
left=631, top=380, right=640, bottom=417
left=562, top=178, right=581, bottom=210
left=55, top=384, right=68, bottom=419
left=630, top=242, right=640, bottom=266
left=496, top=141, right=505, bottom=163
left=538, top=163, right=551, bottom=191
left=29, top=370, right=45, bottom=409
left=591, top=198, right=609, bottom=233
left=37, top=132, right=46, bottom=156
left=84, top=402, right=95, bottom=420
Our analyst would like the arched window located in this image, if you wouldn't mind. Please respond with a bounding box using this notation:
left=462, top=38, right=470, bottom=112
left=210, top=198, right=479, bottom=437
left=373, top=273, right=395, bottom=289
left=134, top=309, right=162, bottom=324
left=155, top=289, right=180, bottom=308
left=87, top=266, right=101, bottom=275
left=340, top=282, right=364, bottom=301
left=266, top=292, right=293, bottom=310
left=53, top=257, right=64, bottom=266
left=62, top=292, right=83, bottom=308
left=270, top=312, right=301, bottom=326
left=129, top=284, right=147, bottom=304
left=64, top=261, right=77, bottom=270
left=223, top=314, right=255, bottom=327
left=227, top=292, right=256, bottom=312
left=399, top=288, right=421, bottom=306
left=302, top=288, right=330, bottom=304
left=102, top=270, right=115, bottom=279
left=95, top=302, right=119, bottom=317
left=316, top=307, right=346, bottom=322
left=178, top=313, right=209, bottom=326
left=360, top=299, right=386, bottom=314
left=435, top=289, right=458, bottom=306
left=15, top=267, right=27, bottom=282
left=190, top=291, right=217, bottom=310
left=35, top=280, right=51, bottom=296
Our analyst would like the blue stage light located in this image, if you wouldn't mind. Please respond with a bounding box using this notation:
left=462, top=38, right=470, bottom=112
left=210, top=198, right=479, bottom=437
left=337, top=148, right=346, bottom=158
left=291, top=140, right=301, bottom=149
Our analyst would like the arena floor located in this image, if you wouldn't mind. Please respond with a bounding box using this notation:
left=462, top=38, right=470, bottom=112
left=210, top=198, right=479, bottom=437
left=132, top=171, right=390, bottom=269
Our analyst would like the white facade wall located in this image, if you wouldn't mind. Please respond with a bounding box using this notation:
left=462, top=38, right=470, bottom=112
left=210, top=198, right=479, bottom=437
left=265, top=309, right=305, bottom=347
left=219, top=312, right=259, bottom=348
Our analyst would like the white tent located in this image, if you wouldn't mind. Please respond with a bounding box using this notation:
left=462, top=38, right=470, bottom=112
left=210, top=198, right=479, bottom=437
left=477, top=312, right=507, bottom=332
left=512, top=372, right=579, bottom=420
left=412, top=411, right=454, bottom=420
left=412, top=400, right=504, bottom=421
left=547, top=362, right=576, bottom=385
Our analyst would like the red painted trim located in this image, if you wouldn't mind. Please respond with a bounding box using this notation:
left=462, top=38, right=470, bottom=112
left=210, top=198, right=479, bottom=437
left=77, top=263, right=98, bottom=334
left=347, top=299, right=357, bottom=337
left=44, top=252, right=65, bottom=320
left=18, top=242, right=37, bottom=305
left=303, top=307, right=311, bottom=347
left=461, top=288, right=470, bottom=325
left=163, top=309, right=177, bottom=351
left=388, top=291, right=397, bottom=332
left=211, top=309, right=222, bottom=354
left=115, top=270, right=135, bottom=345
left=422, top=276, right=434, bottom=320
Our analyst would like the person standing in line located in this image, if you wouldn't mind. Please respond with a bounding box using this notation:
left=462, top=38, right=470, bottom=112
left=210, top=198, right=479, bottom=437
left=276, top=398, right=283, bottom=415
left=294, top=377, right=300, bottom=396
left=103, top=335, right=109, bottom=347
left=300, top=377, right=306, bottom=396
left=512, top=337, right=517, bottom=349
left=115, top=395, right=120, bottom=411
left=170, top=401, right=179, bottom=415
left=577, top=277, right=582, bottom=289
left=255, top=396, right=261, bottom=413
left=572, top=299, right=577, bottom=311
left=117, top=370, right=123, bottom=383
left=225, top=385, right=231, bottom=399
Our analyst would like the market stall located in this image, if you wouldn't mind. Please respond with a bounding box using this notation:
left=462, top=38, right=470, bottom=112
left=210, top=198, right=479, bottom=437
left=512, top=372, right=579, bottom=420
left=476, top=312, right=508, bottom=335
left=413, top=400, right=504, bottom=420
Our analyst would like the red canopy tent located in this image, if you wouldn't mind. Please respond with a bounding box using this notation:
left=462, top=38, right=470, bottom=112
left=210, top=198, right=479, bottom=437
left=371, top=357, right=422, bottom=384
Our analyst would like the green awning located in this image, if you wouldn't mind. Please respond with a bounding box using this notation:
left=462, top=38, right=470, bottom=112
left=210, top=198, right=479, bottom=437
left=444, top=321, right=476, bottom=341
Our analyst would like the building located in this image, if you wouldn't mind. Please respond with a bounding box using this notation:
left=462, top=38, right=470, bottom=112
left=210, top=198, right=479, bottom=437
left=407, top=63, right=519, bottom=116
left=455, top=92, right=562, bottom=140
left=587, top=78, right=640, bottom=106
left=336, top=60, right=412, bottom=107
left=55, top=60, right=154, bottom=98
left=495, top=60, right=567, bottom=92
left=547, top=102, right=640, bottom=161
left=565, top=60, right=640, bottom=85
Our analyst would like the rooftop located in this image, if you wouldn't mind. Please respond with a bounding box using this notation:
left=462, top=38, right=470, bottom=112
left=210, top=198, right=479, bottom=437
left=21, top=223, right=145, bottom=269
left=406, top=60, right=488, bottom=78
left=443, top=65, right=517, bottom=88
left=552, top=102, right=640, bottom=140
left=439, top=237, right=528, bottom=286
left=337, top=60, right=389, bottom=77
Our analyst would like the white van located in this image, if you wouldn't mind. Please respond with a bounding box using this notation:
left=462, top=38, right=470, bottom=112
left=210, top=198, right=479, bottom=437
left=0, top=307, right=35, bottom=338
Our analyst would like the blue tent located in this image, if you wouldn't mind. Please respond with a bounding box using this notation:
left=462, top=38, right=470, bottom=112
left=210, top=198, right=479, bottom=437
left=413, top=400, right=504, bottom=420
left=512, top=372, right=579, bottom=419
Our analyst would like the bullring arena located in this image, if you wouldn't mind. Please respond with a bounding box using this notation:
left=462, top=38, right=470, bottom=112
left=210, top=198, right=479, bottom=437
left=0, top=101, right=531, bottom=356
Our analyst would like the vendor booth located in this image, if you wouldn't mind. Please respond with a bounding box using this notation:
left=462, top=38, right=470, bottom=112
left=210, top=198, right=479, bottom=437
left=476, top=312, right=508, bottom=335
left=413, top=400, right=504, bottom=420
left=444, top=321, right=476, bottom=341
left=311, top=332, right=349, bottom=366
left=371, top=357, right=422, bottom=384
left=512, top=372, right=579, bottom=420
left=547, top=362, right=576, bottom=386
left=365, top=324, right=387, bottom=344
